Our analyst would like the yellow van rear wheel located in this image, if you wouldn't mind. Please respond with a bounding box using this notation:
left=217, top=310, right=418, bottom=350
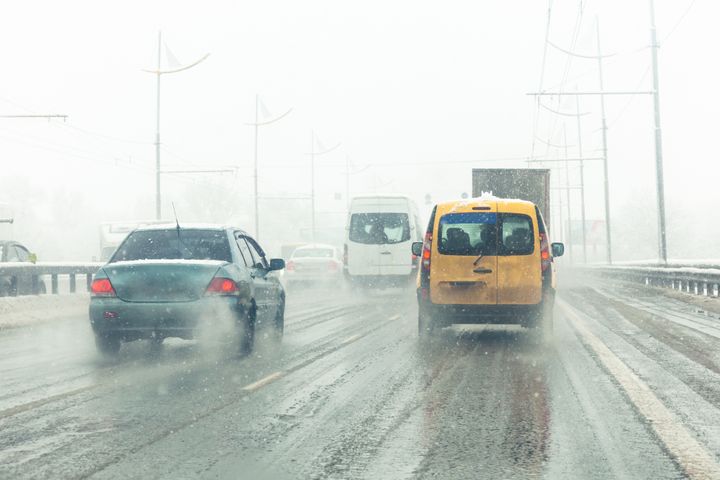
left=418, top=308, right=436, bottom=338
left=527, top=292, right=554, bottom=340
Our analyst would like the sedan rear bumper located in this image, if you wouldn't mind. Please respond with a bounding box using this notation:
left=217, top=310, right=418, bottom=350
left=89, top=296, right=243, bottom=341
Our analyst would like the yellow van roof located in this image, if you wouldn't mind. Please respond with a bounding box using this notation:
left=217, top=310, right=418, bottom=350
left=436, top=197, right=536, bottom=213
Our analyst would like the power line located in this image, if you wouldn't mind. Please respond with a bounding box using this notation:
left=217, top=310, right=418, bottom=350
left=663, top=0, right=698, bottom=43
left=543, top=0, right=588, bottom=159
left=530, top=0, right=555, bottom=161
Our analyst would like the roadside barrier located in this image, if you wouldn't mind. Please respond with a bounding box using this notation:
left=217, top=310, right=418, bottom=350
left=587, top=265, right=720, bottom=298
left=0, top=262, right=101, bottom=295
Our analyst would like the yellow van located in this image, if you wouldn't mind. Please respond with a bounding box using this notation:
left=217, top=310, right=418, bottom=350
left=411, top=197, right=564, bottom=335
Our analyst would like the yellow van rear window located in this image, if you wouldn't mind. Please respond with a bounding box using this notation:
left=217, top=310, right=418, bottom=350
left=437, top=213, right=534, bottom=256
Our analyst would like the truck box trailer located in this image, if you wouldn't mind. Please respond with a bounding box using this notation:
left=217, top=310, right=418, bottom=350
left=471, top=168, right=551, bottom=228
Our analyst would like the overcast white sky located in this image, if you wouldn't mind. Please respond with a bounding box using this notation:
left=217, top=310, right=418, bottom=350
left=0, top=0, right=717, bottom=260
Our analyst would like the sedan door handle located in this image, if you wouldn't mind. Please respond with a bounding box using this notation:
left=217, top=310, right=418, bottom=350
left=473, top=268, right=493, bottom=274
left=380, top=251, right=392, bottom=255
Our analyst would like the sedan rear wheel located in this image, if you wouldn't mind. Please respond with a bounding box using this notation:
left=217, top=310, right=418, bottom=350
left=239, top=306, right=256, bottom=356
left=95, top=334, right=121, bottom=356
left=418, top=308, right=435, bottom=339
left=272, top=302, right=285, bottom=342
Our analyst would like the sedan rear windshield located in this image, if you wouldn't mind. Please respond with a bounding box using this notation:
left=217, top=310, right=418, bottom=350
left=349, top=213, right=410, bottom=245
left=110, top=229, right=232, bottom=263
left=438, top=212, right=534, bottom=256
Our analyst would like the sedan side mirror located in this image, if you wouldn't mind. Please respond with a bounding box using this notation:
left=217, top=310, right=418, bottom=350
left=29, top=253, right=38, bottom=264
left=268, top=258, right=285, bottom=271
left=551, top=242, right=565, bottom=258
left=411, top=242, right=423, bottom=256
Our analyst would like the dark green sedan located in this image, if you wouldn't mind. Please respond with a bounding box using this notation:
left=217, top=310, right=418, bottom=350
left=89, top=224, right=285, bottom=356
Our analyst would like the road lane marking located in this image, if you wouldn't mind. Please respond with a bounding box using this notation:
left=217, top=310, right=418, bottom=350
left=558, top=299, right=720, bottom=480
left=340, top=333, right=362, bottom=345
left=388, top=314, right=401, bottom=321
left=79, top=318, right=391, bottom=478
left=0, top=385, right=98, bottom=420
left=241, top=371, right=284, bottom=392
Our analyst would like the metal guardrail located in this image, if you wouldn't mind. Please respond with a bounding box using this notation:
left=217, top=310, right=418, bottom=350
left=588, top=265, right=720, bottom=298
left=0, top=262, right=102, bottom=295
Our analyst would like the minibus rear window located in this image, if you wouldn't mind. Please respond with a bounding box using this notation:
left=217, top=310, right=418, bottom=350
left=349, top=213, right=411, bottom=245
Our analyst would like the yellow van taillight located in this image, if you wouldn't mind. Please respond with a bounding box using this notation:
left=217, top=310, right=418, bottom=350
left=421, top=232, right=432, bottom=270
left=540, top=232, right=551, bottom=272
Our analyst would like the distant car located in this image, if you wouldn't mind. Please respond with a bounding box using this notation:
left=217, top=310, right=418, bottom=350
left=0, top=241, right=46, bottom=296
left=284, top=244, right=344, bottom=288
left=89, top=224, right=285, bottom=356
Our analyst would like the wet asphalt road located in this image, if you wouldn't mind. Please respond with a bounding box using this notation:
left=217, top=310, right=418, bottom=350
left=1, top=274, right=720, bottom=479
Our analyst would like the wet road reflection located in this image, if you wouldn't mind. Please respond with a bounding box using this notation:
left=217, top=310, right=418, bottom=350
left=414, top=327, right=551, bottom=479
left=0, top=286, right=692, bottom=479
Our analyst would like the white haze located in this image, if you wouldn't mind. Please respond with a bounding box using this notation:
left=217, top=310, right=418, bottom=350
left=0, top=0, right=717, bottom=262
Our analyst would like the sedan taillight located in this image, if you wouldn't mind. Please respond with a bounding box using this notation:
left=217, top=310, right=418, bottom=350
left=205, top=277, right=239, bottom=296
left=91, top=278, right=116, bottom=297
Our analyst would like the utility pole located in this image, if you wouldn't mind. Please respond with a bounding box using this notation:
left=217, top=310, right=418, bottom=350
left=246, top=96, right=291, bottom=240
left=310, top=130, right=316, bottom=242
left=533, top=99, right=590, bottom=261
left=305, top=131, right=340, bottom=242
left=343, top=155, right=369, bottom=211
left=596, top=19, right=612, bottom=264
left=345, top=154, right=350, bottom=210
left=575, top=94, right=588, bottom=263
left=649, top=0, right=668, bottom=264
left=143, top=32, right=209, bottom=220
left=155, top=32, right=161, bottom=221
left=529, top=15, right=668, bottom=265
left=254, top=95, right=258, bottom=238
left=563, top=126, right=574, bottom=263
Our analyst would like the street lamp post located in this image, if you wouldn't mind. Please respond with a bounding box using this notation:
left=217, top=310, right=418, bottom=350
left=245, top=95, right=291, bottom=240
left=343, top=155, right=369, bottom=210
left=305, top=130, right=340, bottom=242
left=143, top=32, right=209, bottom=220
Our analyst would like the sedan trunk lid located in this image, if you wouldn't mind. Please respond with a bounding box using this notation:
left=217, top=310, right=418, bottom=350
left=102, top=260, right=225, bottom=303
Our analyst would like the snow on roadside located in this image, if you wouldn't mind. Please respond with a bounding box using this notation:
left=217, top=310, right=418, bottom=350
left=0, top=294, right=89, bottom=330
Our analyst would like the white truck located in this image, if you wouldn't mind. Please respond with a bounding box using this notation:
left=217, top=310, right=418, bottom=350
left=98, top=220, right=169, bottom=262
left=472, top=168, right=551, bottom=228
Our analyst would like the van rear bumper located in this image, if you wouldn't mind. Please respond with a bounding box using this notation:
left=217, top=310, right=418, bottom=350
left=419, top=299, right=543, bottom=326
left=427, top=303, right=541, bottom=325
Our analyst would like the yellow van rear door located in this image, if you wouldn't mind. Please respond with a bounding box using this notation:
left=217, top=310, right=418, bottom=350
left=430, top=207, right=498, bottom=305
left=496, top=212, right=542, bottom=305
